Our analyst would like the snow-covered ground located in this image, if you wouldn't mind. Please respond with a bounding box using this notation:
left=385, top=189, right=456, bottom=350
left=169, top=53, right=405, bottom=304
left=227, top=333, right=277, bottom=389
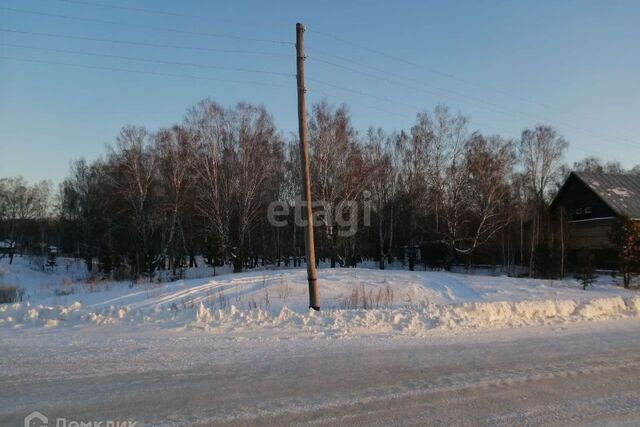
left=1, top=256, right=639, bottom=336
left=3, top=256, right=640, bottom=425
left=2, top=318, right=640, bottom=426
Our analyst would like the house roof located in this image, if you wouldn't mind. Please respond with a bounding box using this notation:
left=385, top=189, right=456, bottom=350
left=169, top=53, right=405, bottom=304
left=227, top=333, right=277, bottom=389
left=553, top=171, right=640, bottom=219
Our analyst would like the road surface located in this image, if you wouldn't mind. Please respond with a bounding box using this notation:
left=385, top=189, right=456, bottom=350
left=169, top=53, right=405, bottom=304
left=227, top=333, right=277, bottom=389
left=2, top=319, right=640, bottom=426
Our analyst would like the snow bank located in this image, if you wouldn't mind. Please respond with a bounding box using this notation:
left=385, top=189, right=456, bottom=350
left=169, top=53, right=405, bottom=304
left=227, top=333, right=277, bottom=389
left=3, top=296, right=640, bottom=337
left=3, top=262, right=639, bottom=337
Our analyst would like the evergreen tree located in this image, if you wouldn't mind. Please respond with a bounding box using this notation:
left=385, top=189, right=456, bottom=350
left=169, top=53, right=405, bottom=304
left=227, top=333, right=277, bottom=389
left=574, top=249, right=597, bottom=290
left=610, top=219, right=640, bottom=289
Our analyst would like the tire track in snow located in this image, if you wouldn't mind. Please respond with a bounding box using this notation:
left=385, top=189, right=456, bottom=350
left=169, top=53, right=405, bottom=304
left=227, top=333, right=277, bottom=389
left=192, top=352, right=640, bottom=425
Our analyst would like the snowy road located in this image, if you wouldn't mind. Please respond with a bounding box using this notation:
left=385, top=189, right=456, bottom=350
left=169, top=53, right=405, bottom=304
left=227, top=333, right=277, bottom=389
left=3, top=319, right=640, bottom=426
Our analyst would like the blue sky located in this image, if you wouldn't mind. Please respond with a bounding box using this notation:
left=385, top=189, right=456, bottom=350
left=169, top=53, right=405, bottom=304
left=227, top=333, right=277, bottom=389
left=1, top=0, right=639, bottom=184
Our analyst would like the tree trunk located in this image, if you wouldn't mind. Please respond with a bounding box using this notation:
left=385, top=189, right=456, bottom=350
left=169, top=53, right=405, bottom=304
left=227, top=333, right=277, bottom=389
left=378, top=215, right=385, bottom=270
left=560, top=208, right=565, bottom=279
left=529, top=210, right=538, bottom=278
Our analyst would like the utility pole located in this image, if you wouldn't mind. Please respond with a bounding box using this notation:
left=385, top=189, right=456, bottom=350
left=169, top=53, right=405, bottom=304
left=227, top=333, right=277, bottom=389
left=295, top=22, right=320, bottom=310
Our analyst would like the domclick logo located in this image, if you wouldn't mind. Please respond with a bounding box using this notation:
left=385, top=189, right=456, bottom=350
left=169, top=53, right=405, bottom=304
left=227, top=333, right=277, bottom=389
left=24, top=411, right=48, bottom=427
left=23, top=412, right=136, bottom=427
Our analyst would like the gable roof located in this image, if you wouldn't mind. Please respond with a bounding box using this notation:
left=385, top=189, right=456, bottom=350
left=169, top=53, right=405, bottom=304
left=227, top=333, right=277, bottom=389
left=553, top=171, right=640, bottom=219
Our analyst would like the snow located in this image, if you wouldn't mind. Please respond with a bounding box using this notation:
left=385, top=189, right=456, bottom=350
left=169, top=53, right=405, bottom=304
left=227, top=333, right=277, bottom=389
left=0, top=239, right=15, bottom=249
left=2, top=318, right=640, bottom=425
left=1, top=256, right=639, bottom=337
left=608, top=187, right=632, bottom=198
left=2, top=256, right=640, bottom=424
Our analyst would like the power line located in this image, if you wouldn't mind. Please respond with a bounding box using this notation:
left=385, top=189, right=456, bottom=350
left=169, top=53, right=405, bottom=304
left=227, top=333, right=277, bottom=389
left=307, top=82, right=507, bottom=140
left=307, top=55, right=525, bottom=119
left=53, top=0, right=291, bottom=32
left=0, top=28, right=290, bottom=57
left=0, top=56, right=292, bottom=88
left=0, top=43, right=294, bottom=77
left=0, top=6, right=293, bottom=46
left=306, top=28, right=640, bottom=148
left=55, top=0, right=289, bottom=28
left=307, top=77, right=421, bottom=111
left=306, top=29, right=596, bottom=120
left=306, top=71, right=631, bottom=158
left=305, top=89, right=617, bottom=160
left=306, top=50, right=640, bottom=153
left=308, top=48, right=573, bottom=124
left=309, top=28, right=456, bottom=80
left=26, top=1, right=636, bottom=149
left=308, top=90, right=415, bottom=121
left=0, top=57, right=614, bottom=160
left=0, top=25, right=631, bottom=158
left=307, top=54, right=572, bottom=138
left=56, top=0, right=218, bottom=19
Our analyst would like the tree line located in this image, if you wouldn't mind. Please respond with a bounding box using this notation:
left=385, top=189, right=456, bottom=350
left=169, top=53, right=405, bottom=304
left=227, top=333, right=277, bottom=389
left=2, top=98, right=640, bottom=279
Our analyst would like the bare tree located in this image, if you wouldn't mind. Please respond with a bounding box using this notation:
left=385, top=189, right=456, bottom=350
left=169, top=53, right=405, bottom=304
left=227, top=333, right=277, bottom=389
left=363, top=127, right=396, bottom=269
left=0, top=177, right=52, bottom=263
left=186, top=100, right=232, bottom=267
left=110, top=125, right=159, bottom=276
left=154, top=126, right=194, bottom=274
left=308, top=102, right=364, bottom=267
left=0, top=177, right=43, bottom=262
left=573, top=156, right=625, bottom=174
left=397, top=112, right=434, bottom=270
left=231, top=103, right=283, bottom=271
left=279, top=140, right=303, bottom=266
left=4, top=98, right=585, bottom=279
left=430, top=108, right=469, bottom=264
left=186, top=100, right=283, bottom=272
left=518, top=125, right=568, bottom=276
left=459, top=135, right=516, bottom=255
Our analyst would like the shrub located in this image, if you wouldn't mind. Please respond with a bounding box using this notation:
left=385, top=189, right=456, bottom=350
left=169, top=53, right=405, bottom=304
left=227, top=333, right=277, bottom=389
left=0, top=285, right=23, bottom=303
left=339, top=283, right=394, bottom=309
left=277, top=277, right=291, bottom=303
left=421, top=242, right=448, bottom=270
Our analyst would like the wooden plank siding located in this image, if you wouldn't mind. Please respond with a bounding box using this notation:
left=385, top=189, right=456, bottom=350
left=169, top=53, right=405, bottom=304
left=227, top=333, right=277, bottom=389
left=567, top=219, right=616, bottom=250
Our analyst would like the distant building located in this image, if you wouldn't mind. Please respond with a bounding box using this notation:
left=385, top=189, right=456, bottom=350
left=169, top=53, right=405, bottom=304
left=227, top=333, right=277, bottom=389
left=551, top=171, right=640, bottom=268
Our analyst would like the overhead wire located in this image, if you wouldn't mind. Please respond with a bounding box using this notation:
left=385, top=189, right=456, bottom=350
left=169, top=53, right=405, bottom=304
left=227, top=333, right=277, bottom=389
left=0, top=43, right=294, bottom=77
left=54, top=0, right=289, bottom=29
left=307, top=28, right=637, bottom=148
left=1, top=4, right=635, bottom=158
left=0, top=56, right=292, bottom=88
left=305, top=48, right=640, bottom=153
left=0, top=6, right=293, bottom=46
left=0, top=28, right=290, bottom=57
left=21, top=1, right=633, bottom=148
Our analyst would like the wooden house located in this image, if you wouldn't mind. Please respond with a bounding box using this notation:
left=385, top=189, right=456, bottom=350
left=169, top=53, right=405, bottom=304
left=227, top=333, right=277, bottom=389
left=551, top=171, right=640, bottom=268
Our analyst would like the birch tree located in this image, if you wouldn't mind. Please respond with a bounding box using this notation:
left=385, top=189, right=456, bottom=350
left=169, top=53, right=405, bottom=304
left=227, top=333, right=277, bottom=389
left=518, top=125, right=568, bottom=276
left=363, top=127, right=396, bottom=269
left=110, top=125, right=159, bottom=276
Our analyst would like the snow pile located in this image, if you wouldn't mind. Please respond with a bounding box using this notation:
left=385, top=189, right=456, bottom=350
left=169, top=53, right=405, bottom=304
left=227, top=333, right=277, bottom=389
left=436, top=296, right=637, bottom=329
left=3, top=295, right=640, bottom=337
left=2, top=262, right=639, bottom=336
left=182, top=295, right=640, bottom=336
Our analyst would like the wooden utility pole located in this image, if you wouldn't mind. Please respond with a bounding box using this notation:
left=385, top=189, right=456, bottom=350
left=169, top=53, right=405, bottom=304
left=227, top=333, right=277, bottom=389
left=295, top=22, right=320, bottom=310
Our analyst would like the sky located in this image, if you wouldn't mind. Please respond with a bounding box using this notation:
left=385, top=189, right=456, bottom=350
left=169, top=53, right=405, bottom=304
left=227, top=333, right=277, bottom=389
left=1, top=0, right=639, bottom=185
